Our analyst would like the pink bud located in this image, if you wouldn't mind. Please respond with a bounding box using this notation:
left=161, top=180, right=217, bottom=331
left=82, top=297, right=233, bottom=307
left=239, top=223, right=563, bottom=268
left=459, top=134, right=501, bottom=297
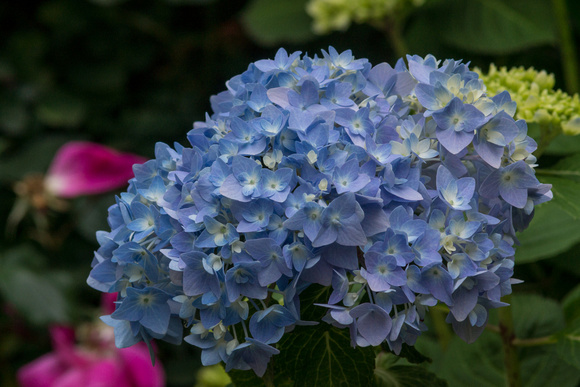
left=44, top=141, right=147, bottom=198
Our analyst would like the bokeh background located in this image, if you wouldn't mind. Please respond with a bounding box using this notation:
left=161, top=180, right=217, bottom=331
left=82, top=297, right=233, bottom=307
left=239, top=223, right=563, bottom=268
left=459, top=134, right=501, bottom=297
left=1, top=0, right=580, bottom=386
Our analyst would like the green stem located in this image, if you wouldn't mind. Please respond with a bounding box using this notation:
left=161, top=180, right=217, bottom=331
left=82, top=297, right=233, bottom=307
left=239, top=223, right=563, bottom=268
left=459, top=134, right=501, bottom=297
left=486, top=323, right=501, bottom=333
left=374, top=12, right=409, bottom=59
left=536, top=169, right=580, bottom=178
left=385, top=18, right=408, bottom=59
left=498, top=296, right=522, bottom=387
left=262, top=359, right=275, bottom=387
left=431, top=308, right=452, bottom=350
left=513, top=336, right=557, bottom=347
left=552, top=0, right=579, bottom=94
left=487, top=324, right=557, bottom=347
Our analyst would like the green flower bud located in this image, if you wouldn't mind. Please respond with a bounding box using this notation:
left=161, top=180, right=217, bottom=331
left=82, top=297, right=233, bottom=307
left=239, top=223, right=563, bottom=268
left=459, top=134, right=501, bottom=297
left=306, top=0, right=425, bottom=34
left=477, top=64, right=580, bottom=136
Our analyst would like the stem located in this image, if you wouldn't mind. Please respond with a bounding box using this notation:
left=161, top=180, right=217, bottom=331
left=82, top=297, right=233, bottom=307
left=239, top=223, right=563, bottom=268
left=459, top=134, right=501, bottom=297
left=498, top=296, right=522, bottom=387
left=485, top=323, right=501, bottom=333
left=552, top=0, right=579, bottom=94
left=430, top=308, right=452, bottom=350
left=513, top=336, right=557, bottom=347
left=384, top=17, right=408, bottom=59
left=487, top=324, right=557, bottom=347
left=262, top=361, right=275, bottom=387
left=536, top=169, right=580, bottom=178
left=373, top=10, right=409, bottom=60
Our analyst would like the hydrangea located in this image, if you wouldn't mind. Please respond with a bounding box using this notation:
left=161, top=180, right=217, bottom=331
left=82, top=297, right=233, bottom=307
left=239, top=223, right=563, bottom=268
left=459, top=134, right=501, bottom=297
left=476, top=64, right=580, bottom=136
left=87, top=48, right=551, bottom=377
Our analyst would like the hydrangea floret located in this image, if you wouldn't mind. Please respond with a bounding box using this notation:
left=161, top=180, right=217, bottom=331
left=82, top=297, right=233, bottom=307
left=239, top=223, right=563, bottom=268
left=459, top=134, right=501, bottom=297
left=88, top=48, right=551, bottom=377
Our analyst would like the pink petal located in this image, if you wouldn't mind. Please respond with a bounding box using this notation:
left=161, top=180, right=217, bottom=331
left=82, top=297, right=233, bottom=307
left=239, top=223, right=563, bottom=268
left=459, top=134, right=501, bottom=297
left=84, top=359, right=131, bottom=387
left=45, top=141, right=147, bottom=198
left=119, top=344, right=165, bottom=387
left=17, top=353, right=66, bottom=387
left=52, top=368, right=87, bottom=387
left=55, top=359, right=130, bottom=387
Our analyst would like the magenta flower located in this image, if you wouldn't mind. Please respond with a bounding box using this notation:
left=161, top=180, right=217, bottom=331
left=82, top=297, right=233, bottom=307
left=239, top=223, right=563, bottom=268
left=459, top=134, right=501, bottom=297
left=17, top=295, right=165, bottom=387
left=44, top=141, right=147, bottom=198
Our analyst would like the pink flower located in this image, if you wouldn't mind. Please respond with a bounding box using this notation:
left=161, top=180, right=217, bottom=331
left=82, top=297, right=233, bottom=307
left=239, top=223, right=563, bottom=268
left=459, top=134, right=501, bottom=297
left=44, top=141, right=147, bottom=198
left=17, top=307, right=165, bottom=387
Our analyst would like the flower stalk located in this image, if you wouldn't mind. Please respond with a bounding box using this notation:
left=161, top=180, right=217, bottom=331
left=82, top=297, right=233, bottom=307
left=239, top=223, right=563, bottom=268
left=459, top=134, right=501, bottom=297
left=498, top=296, right=522, bottom=387
left=552, top=0, right=579, bottom=94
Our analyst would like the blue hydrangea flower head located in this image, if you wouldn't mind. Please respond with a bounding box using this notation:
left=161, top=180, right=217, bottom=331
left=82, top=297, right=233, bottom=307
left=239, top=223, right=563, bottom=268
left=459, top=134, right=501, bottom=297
left=88, top=47, right=551, bottom=376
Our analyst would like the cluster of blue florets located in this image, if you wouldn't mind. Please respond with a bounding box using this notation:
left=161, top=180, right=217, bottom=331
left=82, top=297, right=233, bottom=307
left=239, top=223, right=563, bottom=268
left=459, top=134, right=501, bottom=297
left=88, top=48, right=551, bottom=376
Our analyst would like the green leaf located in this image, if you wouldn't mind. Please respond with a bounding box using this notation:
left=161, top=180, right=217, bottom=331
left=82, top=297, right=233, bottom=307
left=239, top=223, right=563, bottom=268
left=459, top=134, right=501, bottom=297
left=296, top=284, right=332, bottom=321
left=418, top=294, right=580, bottom=387
left=562, top=285, right=580, bottom=323
left=555, top=318, right=580, bottom=371
left=384, top=343, right=431, bottom=364
left=74, top=195, right=115, bottom=241
left=165, top=0, right=217, bottom=4
left=515, top=202, right=580, bottom=264
left=0, top=101, right=29, bottom=136
left=228, top=369, right=266, bottom=387
left=407, top=0, right=557, bottom=55
left=537, top=153, right=580, bottom=218
left=67, top=64, right=127, bottom=94
left=36, top=91, right=87, bottom=128
left=541, top=176, right=580, bottom=219
left=374, top=352, right=446, bottom=387
left=511, top=294, right=565, bottom=338
left=551, top=153, right=580, bottom=179
left=376, top=365, right=447, bottom=387
left=241, top=0, right=315, bottom=46
left=276, top=323, right=376, bottom=387
left=0, top=135, right=71, bottom=182
left=544, top=133, right=580, bottom=156
left=0, top=246, right=70, bottom=324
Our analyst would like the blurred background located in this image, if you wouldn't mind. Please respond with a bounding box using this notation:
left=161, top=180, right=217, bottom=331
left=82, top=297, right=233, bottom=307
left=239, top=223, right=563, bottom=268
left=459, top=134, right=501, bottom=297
left=1, top=0, right=580, bottom=386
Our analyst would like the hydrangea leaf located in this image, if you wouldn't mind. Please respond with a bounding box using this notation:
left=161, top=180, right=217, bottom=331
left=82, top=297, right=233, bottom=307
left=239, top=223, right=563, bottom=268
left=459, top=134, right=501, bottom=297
left=562, top=284, right=580, bottom=324
left=555, top=319, right=580, bottom=371
left=406, top=0, right=557, bottom=55
left=544, top=133, right=580, bottom=156
left=276, top=323, right=375, bottom=387
left=418, top=294, right=579, bottom=387
left=228, top=369, right=266, bottom=387
left=540, top=176, right=580, bottom=219
left=535, top=154, right=580, bottom=218
left=374, top=352, right=446, bottom=387
left=0, top=136, right=69, bottom=182
left=0, top=246, right=70, bottom=324
left=388, top=343, right=432, bottom=364
left=515, top=202, right=580, bottom=264
left=550, top=153, right=580, bottom=181
left=35, top=90, right=87, bottom=128
left=297, top=284, right=332, bottom=321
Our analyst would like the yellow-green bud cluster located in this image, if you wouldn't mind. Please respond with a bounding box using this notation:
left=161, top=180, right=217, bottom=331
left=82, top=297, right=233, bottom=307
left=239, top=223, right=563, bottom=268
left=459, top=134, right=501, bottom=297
left=477, top=64, right=580, bottom=136
left=306, top=0, right=425, bottom=34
